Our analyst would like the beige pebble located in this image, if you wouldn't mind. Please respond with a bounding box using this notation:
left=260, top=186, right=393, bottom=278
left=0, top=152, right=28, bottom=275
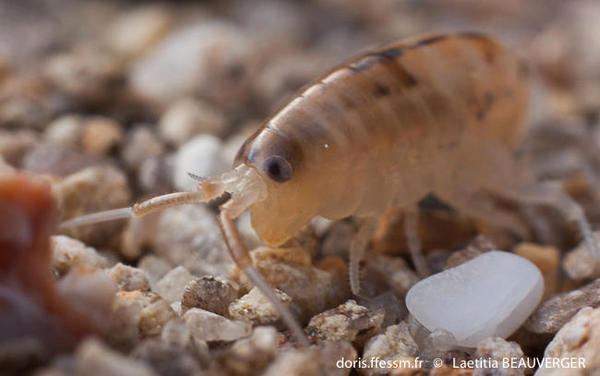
left=139, top=299, right=177, bottom=338
left=474, top=337, right=525, bottom=376
left=51, top=235, right=108, bottom=275
left=183, top=308, right=251, bottom=342
left=229, top=286, right=298, bottom=327
left=81, top=117, right=123, bottom=156
left=306, top=299, right=384, bottom=343
left=361, top=322, right=419, bottom=376
left=562, top=232, right=600, bottom=281
left=53, top=166, right=131, bottom=246
left=181, top=276, right=238, bottom=316
left=526, top=278, right=600, bottom=334
left=514, top=242, right=560, bottom=298
left=108, top=263, right=150, bottom=292
left=159, top=98, right=227, bottom=145
left=152, top=266, right=195, bottom=303
left=75, top=338, right=158, bottom=376
left=538, top=307, right=600, bottom=375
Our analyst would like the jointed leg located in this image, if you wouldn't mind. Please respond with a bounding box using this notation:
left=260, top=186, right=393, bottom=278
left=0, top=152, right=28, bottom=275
left=349, top=218, right=378, bottom=298
left=404, top=208, right=430, bottom=278
left=218, top=199, right=309, bottom=346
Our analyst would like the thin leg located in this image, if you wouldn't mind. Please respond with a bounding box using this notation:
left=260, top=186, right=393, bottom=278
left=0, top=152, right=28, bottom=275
left=489, top=181, right=600, bottom=260
left=436, top=189, right=530, bottom=241
left=349, top=218, right=378, bottom=298
left=520, top=205, right=559, bottom=246
left=218, top=200, right=309, bottom=347
left=404, top=208, right=430, bottom=278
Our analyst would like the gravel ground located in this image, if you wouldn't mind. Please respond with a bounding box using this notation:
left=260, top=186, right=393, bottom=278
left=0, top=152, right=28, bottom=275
left=1, top=0, right=600, bottom=375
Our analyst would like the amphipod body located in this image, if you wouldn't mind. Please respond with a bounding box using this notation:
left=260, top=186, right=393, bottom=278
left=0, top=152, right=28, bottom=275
left=237, top=32, right=530, bottom=246
left=61, top=32, right=597, bottom=346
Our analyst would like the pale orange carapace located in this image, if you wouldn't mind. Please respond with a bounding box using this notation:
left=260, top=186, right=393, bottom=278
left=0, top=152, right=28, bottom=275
left=60, top=32, right=597, bottom=346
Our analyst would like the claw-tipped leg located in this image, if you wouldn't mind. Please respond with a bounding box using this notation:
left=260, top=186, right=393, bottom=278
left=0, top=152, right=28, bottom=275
left=349, top=218, right=378, bottom=299
left=404, top=209, right=430, bottom=278
left=218, top=200, right=309, bottom=347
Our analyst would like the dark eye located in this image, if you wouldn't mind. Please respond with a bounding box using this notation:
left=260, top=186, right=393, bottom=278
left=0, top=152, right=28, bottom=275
left=263, top=156, right=292, bottom=183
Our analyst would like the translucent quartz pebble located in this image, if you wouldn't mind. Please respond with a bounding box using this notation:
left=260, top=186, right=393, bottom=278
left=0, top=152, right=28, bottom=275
left=406, top=251, right=544, bottom=347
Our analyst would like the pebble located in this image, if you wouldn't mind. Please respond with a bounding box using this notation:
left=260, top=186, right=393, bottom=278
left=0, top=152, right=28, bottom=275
left=474, top=337, right=525, bottom=376
left=406, top=251, right=544, bottom=347
left=138, top=298, right=177, bottom=338
left=172, top=134, right=228, bottom=191
left=229, top=286, right=297, bottom=327
left=0, top=337, right=48, bottom=374
left=75, top=338, right=158, bottom=376
left=137, top=255, right=172, bottom=286
left=131, top=337, right=202, bottom=376
left=306, top=300, right=384, bottom=343
left=131, top=334, right=203, bottom=376
left=367, top=253, right=419, bottom=297
left=120, top=127, right=164, bottom=171
left=238, top=246, right=350, bottom=322
left=0, top=78, right=54, bottom=130
left=361, top=322, right=419, bottom=376
left=108, top=263, right=150, bottom=292
left=0, top=129, right=37, bottom=166
left=56, top=268, right=117, bottom=332
left=161, top=319, right=210, bottom=366
left=44, top=114, right=84, bottom=148
left=0, top=155, right=14, bottom=174
left=514, top=242, right=560, bottom=298
left=152, top=266, right=195, bottom=304
left=109, top=291, right=159, bottom=348
left=562, top=232, right=600, bottom=281
left=205, top=326, right=281, bottom=376
left=262, top=341, right=356, bottom=376
left=52, top=166, right=131, bottom=246
left=362, top=291, right=407, bottom=328
left=537, top=307, right=600, bottom=375
left=444, top=234, right=496, bottom=269
left=525, top=278, right=600, bottom=334
left=182, top=308, right=251, bottom=342
left=51, top=235, right=108, bottom=276
left=152, top=205, right=235, bottom=278
left=137, top=156, right=174, bottom=194
left=44, top=47, right=123, bottom=104
left=119, top=217, right=152, bottom=261
left=159, top=98, right=227, bottom=145
left=81, top=116, right=123, bottom=156
left=23, top=143, right=99, bottom=176
left=181, top=276, right=238, bottom=316
left=105, top=5, right=173, bottom=60
left=130, top=22, right=255, bottom=105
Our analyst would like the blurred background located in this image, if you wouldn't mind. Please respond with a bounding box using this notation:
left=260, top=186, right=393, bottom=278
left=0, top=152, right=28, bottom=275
left=2, top=0, right=600, bottom=247
left=1, top=0, right=600, bottom=374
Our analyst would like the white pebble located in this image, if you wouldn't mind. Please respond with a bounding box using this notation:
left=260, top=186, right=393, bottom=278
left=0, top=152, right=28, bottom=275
left=173, top=135, right=228, bottom=191
left=406, top=251, right=543, bottom=347
left=183, top=308, right=251, bottom=342
left=152, top=266, right=195, bottom=303
left=159, top=98, right=226, bottom=145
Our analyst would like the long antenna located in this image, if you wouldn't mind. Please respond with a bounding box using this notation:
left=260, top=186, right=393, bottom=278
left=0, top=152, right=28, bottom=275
left=59, top=191, right=209, bottom=230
